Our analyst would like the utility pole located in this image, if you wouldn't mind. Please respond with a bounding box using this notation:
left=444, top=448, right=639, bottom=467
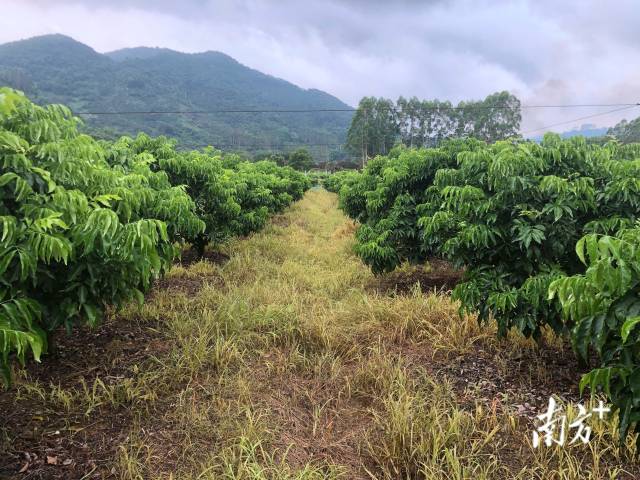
left=362, top=107, right=368, bottom=168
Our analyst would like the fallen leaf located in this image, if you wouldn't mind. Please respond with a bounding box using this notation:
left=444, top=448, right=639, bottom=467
left=63, top=458, right=73, bottom=466
left=46, top=455, right=58, bottom=465
left=19, top=463, right=29, bottom=473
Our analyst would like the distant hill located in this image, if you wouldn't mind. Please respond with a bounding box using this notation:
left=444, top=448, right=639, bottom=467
left=529, top=123, right=609, bottom=142
left=0, top=35, right=353, bottom=158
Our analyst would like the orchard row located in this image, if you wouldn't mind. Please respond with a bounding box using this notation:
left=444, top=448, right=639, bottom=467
left=0, top=88, right=310, bottom=382
left=329, top=135, right=640, bottom=444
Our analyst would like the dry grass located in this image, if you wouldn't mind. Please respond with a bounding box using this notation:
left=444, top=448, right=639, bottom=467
left=2, top=189, right=638, bottom=479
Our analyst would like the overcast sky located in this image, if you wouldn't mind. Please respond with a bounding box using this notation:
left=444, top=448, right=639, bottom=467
left=2, top=0, right=639, bottom=133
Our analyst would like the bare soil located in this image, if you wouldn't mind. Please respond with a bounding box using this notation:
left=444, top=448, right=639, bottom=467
left=0, top=316, right=167, bottom=479
left=175, top=248, right=230, bottom=268
left=369, top=259, right=464, bottom=295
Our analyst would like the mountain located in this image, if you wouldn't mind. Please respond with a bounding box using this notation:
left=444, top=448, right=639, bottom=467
left=0, top=35, right=353, bottom=158
left=529, top=123, right=609, bottom=142
left=105, top=47, right=175, bottom=62
left=557, top=124, right=608, bottom=139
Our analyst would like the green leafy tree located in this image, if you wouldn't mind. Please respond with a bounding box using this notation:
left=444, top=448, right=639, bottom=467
left=551, top=227, right=640, bottom=446
left=418, top=135, right=640, bottom=339
left=324, top=170, right=359, bottom=193
left=609, top=116, right=640, bottom=144
left=0, top=88, right=204, bottom=383
left=109, top=134, right=311, bottom=255
left=286, top=148, right=314, bottom=171
left=456, top=91, right=521, bottom=142
left=337, top=139, right=484, bottom=272
left=270, top=153, right=287, bottom=166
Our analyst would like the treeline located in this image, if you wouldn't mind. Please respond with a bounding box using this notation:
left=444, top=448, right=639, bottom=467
left=345, top=91, right=521, bottom=160
left=254, top=148, right=314, bottom=172
left=0, top=88, right=310, bottom=383
left=328, top=136, right=640, bottom=444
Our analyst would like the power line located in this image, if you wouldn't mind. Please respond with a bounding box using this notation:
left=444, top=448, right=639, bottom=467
left=73, top=102, right=640, bottom=116
left=514, top=103, right=639, bottom=108
left=76, top=108, right=357, bottom=115
left=184, top=142, right=345, bottom=149
left=521, top=105, right=639, bottom=136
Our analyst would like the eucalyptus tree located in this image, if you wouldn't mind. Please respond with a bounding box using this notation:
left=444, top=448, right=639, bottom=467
left=346, top=97, right=399, bottom=165
left=347, top=91, right=521, bottom=160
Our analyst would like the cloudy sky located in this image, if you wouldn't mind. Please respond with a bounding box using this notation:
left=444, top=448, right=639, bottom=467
left=2, top=0, right=639, bottom=133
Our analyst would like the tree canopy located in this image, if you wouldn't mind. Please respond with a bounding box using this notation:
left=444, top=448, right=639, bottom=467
left=608, top=116, right=640, bottom=143
left=286, top=148, right=314, bottom=171
left=345, top=91, right=521, bottom=162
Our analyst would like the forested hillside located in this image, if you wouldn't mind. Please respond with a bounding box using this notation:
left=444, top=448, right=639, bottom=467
left=0, top=35, right=353, bottom=157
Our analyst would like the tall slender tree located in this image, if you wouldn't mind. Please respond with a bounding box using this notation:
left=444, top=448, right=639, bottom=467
left=346, top=97, right=399, bottom=165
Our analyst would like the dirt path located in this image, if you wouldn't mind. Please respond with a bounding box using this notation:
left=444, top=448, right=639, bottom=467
left=1, top=189, right=636, bottom=479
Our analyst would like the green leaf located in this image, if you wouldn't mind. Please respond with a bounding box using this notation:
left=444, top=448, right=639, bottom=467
left=621, top=316, right=640, bottom=342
